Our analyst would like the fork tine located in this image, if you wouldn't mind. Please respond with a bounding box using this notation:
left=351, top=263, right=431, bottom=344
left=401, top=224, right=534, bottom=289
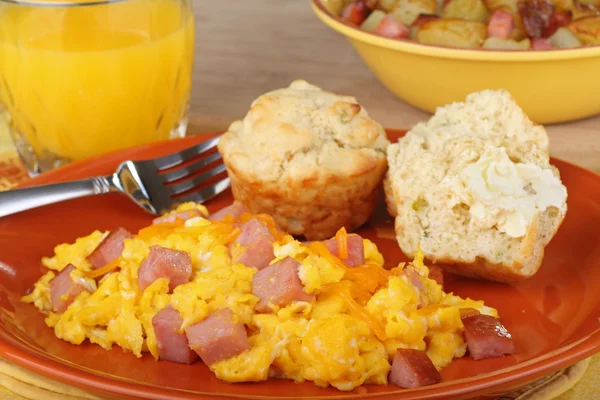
left=153, top=135, right=220, bottom=170
left=161, top=152, right=223, bottom=183
left=174, top=177, right=231, bottom=204
left=167, top=163, right=227, bottom=196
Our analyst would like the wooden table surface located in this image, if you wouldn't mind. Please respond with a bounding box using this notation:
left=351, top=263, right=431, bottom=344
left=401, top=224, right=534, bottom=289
left=189, top=0, right=599, bottom=173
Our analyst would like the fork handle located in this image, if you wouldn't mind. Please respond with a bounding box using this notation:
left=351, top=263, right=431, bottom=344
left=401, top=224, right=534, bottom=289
left=0, top=175, right=118, bottom=218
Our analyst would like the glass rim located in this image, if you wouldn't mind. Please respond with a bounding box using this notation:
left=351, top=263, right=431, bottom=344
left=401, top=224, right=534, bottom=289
left=0, top=0, right=128, bottom=7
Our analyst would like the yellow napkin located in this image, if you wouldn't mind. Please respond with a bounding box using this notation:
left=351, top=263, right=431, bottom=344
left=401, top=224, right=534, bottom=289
left=0, top=121, right=597, bottom=400
left=0, top=356, right=596, bottom=400
left=0, top=360, right=100, bottom=400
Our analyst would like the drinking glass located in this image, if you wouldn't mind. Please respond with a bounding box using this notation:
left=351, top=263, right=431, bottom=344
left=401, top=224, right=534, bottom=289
left=0, top=0, right=194, bottom=175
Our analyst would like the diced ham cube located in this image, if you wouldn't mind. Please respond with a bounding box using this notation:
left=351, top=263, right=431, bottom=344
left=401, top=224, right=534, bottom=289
left=544, top=9, right=572, bottom=37
left=428, top=265, right=444, bottom=288
left=389, top=348, right=441, bottom=388
left=185, top=308, right=250, bottom=365
left=50, top=264, right=88, bottom=313
left=232, top=218, right=275, bottom=270
left=252, top=256, right=314, bottom=313
left=462, top=314, right=515, bottom=360
left=488, top=9, right=514, bottom=39
left=208, top=202, right=249, bottom=222
left=86, top=227, right=133, bottom=269
left=138, top=245, right=192, bottom=293
left=374, top=15, right=410, bottom=39
left=324, top=234, right=365, bottom=267
left=532, top=37, right=553, bottom=49
left=341, top=1, right=368, bottom=26
left=153, top=209, right=202, bottom=225
left=152, top=306, right=198, bottom=364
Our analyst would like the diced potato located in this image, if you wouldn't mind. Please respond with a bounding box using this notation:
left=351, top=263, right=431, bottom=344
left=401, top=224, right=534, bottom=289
left=569, top=15, right=600, bottom=43
left=360, top=9, right=387, bottom=31
left=442, top=0, right=490, bottom=22
left=509, top=14, right=528, bottom=40
left=482, top=36, right=532, bottom=48
left=549, top=26, right=584, bottom=46
left=572, top=2, right=600, bottom=19
left=483, top=0, right=520, bottom=12
left=549, top=0, right=575, bottom=10
left=417, top=19, right=488, bottom=47
left=390, top=0, right=437, bottom=25
left=410, top=15, right=440, bottom=38
left=379, top=0, right=399, bottom=10
left=322, top=0, right=355, bottom=15
left=578, top=0, right=600, bottom=7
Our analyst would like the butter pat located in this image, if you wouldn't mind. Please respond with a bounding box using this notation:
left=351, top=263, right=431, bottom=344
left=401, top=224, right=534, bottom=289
left=461, top=147, right=567, bottom=238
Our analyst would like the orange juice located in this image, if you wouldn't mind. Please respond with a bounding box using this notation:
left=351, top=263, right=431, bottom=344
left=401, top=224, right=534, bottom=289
left=0, top=0, right=194, bottom=166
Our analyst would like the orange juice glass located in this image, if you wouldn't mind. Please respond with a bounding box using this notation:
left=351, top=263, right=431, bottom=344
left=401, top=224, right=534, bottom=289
left=0, top=0, right=194, bottom=175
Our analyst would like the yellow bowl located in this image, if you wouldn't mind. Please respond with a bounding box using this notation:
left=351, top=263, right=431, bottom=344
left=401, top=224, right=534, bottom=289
left=311, top=0, right=600, bottom=124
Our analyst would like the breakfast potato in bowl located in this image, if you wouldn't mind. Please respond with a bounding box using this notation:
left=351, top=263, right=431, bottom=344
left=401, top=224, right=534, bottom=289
left=335, top=0, right=600, bottom=49
left=314, top=0, right=600, bottom=124
left=569, top=15, right=600, bottom=43
left=482, top=36, right=532, bottom=48
left=572, top=2, right=600, bottom=19
left=379, top=0, right=400, bottom=9
left=417, top=19, right=488, bottom=47
left=390, top=0, right=437, bottom=25
left=441, top=0, right=490, bottom=22
left=579, top=0, right=600, bottom=7
left=549, top=25, right=583, bottom=46
left=482, top=0, right=520, bottom=11
left=549, top=0, right=574, bottom=9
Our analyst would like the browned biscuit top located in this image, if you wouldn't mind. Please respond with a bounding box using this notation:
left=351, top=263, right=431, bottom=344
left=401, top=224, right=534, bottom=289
left=218, top=80, right=389, bottom=183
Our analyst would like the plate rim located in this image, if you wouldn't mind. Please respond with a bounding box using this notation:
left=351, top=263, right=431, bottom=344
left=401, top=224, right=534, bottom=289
left=1, top=130, right=599, bottom=400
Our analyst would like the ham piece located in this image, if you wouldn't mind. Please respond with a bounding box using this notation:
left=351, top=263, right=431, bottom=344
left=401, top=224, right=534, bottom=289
left=50, top=264, right=88, bottom=313
left=488, top=9, right=514, bottom=39
left=532, top=37, right=553, bottom=50
left=252, top=256, right=314, bottom=313
left=185, top=308, right=250, bottom=365
left=152, top=306, right=198, bottom=364
left=138, top=245, right=192, bottom=292
left=389, top=348, right=441, bottom=388
left=374, top=15, right=410, bottom=39
left=461, top=314, right=515, bottom=360
left=341, top=2, right=368, bottom=25
left=86, top=227, right=133, bottom=269
left=232, top=218, right=275, bottom=270
left=324, top=234, right=365, bottom=267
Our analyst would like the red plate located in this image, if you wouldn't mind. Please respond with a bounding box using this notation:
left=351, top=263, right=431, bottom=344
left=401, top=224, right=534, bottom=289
left=0, top=130, right=599, bottom=400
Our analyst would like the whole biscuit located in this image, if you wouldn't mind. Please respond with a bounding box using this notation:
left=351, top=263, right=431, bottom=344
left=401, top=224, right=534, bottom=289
left=218, top=80, right=389, bottom=240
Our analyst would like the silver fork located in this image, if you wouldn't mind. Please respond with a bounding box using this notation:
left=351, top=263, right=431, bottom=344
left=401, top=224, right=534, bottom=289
left=0, top=135, right=230, bottom=218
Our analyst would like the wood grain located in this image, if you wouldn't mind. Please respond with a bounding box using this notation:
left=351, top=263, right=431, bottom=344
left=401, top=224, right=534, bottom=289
left=188, top=0, right=600, bottom=172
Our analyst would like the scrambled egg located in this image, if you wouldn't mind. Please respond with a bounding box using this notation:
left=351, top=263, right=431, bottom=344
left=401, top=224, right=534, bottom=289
left=22, top=203, right=499, bottom=391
